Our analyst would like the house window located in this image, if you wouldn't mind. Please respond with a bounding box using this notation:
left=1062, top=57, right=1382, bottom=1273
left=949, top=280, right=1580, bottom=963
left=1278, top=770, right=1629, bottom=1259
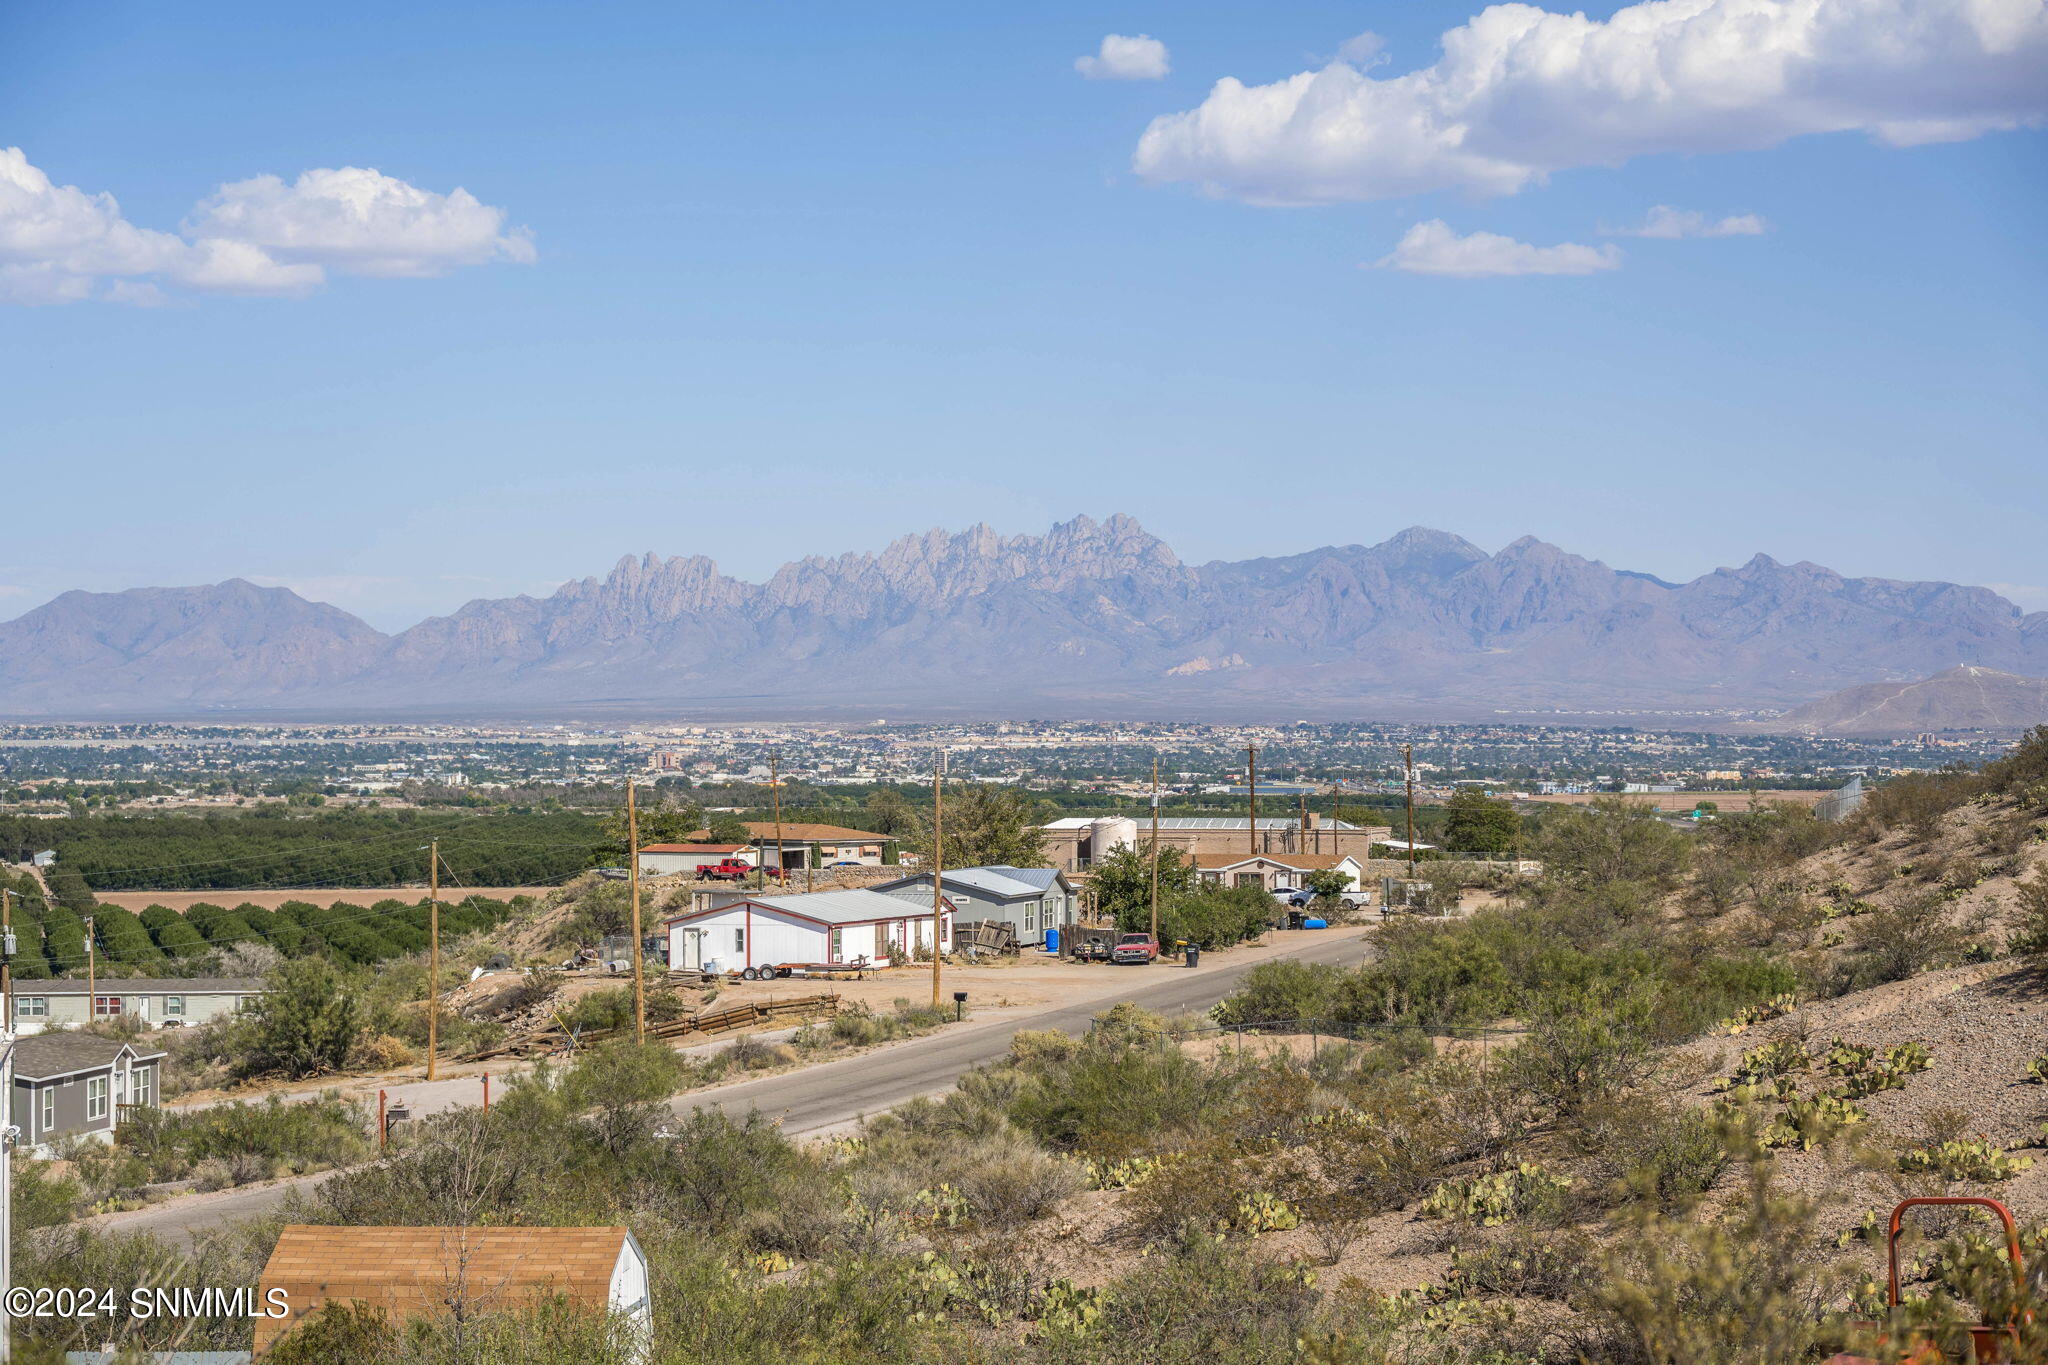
left=733, top=928, right=746, bottom=954
left=16, top=996, right=45, bottom=1018
left=39, top=1088, right=53, bottom=1133
left=87, top=1075, right=108, bottom=1121
left=1233, top=873, right=1263, bottom=889
left=828, top=928, right=843, bottom=961
left=165, top=996, right=185, bottom=1018
left=132, top=1066, right=153, bottom=1108
left=93, top=996, right=122, bottom=1018
left=1024, top=904, right=1036, bottom=931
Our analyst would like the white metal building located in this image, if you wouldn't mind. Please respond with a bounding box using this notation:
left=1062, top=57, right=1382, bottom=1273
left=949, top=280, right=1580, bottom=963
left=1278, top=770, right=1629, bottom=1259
left=636, top=843, right=756, bottom=876
left=663, top=888, right=952, bottom=973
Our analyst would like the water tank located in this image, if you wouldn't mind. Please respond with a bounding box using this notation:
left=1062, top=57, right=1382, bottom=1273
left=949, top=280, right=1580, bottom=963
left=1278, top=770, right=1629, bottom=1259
left=1089, top=817, right=1139, bottom=860
left=1044, top=928, right=1059, bottom=955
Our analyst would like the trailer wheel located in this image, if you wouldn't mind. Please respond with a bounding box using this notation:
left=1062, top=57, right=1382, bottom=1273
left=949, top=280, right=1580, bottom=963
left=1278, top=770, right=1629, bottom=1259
left=740, top=966, right=759, bottom=981
left=776, top=966, right=793, bottom=979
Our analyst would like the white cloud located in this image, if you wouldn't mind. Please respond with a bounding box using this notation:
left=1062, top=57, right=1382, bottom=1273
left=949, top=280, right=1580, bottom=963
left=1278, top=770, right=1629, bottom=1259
left=186, top=167, right=536, bottom=278
left=1374, top=220, right=1622, bottom=276
left=1135, top=0, right=2048, bottom=205
left=1336, top=32, right=1390, bottom=67
left=1616, top=205, right=1768, bottom=238
left=0, top=147, right=532, bottom=305
left=1077, top=34, right=1171, bottom=81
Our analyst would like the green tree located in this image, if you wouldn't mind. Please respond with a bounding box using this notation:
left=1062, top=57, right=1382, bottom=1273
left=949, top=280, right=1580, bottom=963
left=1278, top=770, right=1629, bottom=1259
left=598, top=793, right=703, bottom=858
left=1531, top=798, right=1690, bottom=889
left=1088, top=842, right=1196, bottom=928
left=862, top=787, right=921, bottom=837
left=1303, top=867, right=1355, bottom=903
left=239, top=958, right=363, bottom=1080
left=704, top=811, right=752, bottom=844
left=912, top=786, right=1052, bottom=870
left=1442, top=788, right=1521, bottom=854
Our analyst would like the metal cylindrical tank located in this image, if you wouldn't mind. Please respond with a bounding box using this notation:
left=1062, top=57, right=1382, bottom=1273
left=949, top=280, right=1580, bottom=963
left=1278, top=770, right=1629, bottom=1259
left=1089, top=816, right=1139, bottom=860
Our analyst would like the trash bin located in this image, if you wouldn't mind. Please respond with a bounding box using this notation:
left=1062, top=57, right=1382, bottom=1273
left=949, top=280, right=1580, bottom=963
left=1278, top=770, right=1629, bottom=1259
left=1184, top=946, right=1199, bottom=968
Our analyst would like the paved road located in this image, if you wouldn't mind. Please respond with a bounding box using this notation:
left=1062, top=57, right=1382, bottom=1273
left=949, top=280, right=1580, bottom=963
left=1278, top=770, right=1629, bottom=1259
left=685, top=930, right=1377, bottom=1136
left=94, top=930, right=1374, bottom=1247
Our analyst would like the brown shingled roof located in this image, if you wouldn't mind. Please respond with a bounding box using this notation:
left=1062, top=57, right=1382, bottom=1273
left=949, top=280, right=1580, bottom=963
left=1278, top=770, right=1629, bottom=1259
left=254, top=1224, right=632, bottom=1355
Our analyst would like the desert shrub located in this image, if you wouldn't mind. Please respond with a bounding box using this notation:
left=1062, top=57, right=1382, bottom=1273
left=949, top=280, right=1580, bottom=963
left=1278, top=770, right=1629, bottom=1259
left=1441, top=1225, right=1599, bottom=1301
left=1063, top=1232, right=1320, bottom=1365
left=1596, top=1157, right=1852, bottom=1365
left=119, top=1092, right=371, bottom=1182
left=1578, top=1096, right=1729, bottom=1211
left=1005, top=1035, right=1247, bottom=1161
left=347, top=1032, right=416, bottom=1070
left=1330, top=921, right=1510, bottom=1030
left=1499, top=979, right=1660, bottom=1116
left=1859, top=769, right=1980, bottom=841
left=1531, top=798, right=1691, bottom=890
left=237, top=957, right=363, bottom=1079
left=1213, top=959, right=1345, bottom=1027
left=1839, top=890, right=1983, bottom=989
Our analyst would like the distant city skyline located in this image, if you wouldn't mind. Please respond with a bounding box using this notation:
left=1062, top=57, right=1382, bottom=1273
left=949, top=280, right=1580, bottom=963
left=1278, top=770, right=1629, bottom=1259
left=3, top=0, right=2043, bottom=628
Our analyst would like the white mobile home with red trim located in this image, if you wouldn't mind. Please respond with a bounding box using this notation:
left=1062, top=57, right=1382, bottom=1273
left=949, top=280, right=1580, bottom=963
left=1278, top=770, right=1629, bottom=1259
left=662, top=888, right=953, bottom=974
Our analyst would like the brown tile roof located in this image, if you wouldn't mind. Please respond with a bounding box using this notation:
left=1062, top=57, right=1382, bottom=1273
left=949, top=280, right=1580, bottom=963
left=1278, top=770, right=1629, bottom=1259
left=688, top=822, right=889, bottom=843
left=640, top=843, right=748, bottom=854
left=254, top=1224, right=631, bottom=1355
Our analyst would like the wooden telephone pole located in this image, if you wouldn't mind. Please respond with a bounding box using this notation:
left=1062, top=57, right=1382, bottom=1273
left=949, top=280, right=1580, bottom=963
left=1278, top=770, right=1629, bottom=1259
left=2, top=887, right=12, bottom=1027
left=930, top=750, right=946, bottom=1009
left=627, top=778, right=645, bottom=1044
left=1246, top=745, right=1259, bottom=855
left=770, top=752, right=784, bottom=892
left=425, top=841, right=441, bottom=1081
left=1403, top=746, right=1419, bottom=880
left=1148, top=756, right=1161, bottom=946
left=84, top=916, right=95, bottom=1027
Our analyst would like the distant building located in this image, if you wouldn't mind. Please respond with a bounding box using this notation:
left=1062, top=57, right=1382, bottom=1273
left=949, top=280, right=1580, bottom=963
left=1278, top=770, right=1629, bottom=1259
left=11, top=1032, right=164, bottom=1155
left=1192, top=852, right=1368, bottom=895
left=255, top=1225, right=650, bottom=1360
left=679, top=822, right=893, bottom=869
left=12, top=977, right=265, bottom=1034
left=1037, top=815, right=1392, bottom=873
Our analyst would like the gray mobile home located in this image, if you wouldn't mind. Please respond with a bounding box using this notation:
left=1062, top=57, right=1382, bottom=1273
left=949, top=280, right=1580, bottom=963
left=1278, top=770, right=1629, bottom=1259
left=872, top=865, right=1077, bottom=948
left=10, top=1032, right=165, bottom=1155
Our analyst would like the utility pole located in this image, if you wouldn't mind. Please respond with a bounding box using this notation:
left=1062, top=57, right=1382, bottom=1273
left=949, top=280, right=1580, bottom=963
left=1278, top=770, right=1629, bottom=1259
left=1403, top=746, right=1419, bottom=880
left=1299, top=793, right=1308, bottom=856
left=771, top=752, right=784, bottom=891
left=2, top=1010, right=13, bottom=1363
left=627, top=778, right=645, bottom=1045
left=2, top=887, right=12, bottom=1028
left=931, top=749, right=945, bottom=1010
left=426, top=841, right=440, bottom=1082
left=1148, top=756, right=1161, bottom=946
left=1246, top=745, right=1258, bottom=855
left=84, top=916, right=95, bottom=1028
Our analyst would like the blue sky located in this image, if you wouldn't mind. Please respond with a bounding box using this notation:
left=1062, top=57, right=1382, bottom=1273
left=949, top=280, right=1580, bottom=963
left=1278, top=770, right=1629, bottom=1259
left=3, top=0, right=2044, bottom=629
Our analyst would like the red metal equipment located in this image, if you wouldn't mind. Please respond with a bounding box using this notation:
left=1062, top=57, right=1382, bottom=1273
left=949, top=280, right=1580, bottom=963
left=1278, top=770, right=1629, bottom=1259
left=1826, top=1197, right=2031, bottom=1365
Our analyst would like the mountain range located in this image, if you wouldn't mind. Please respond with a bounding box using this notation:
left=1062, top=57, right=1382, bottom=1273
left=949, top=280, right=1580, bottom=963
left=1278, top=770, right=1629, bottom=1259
left=1776, top=666, right=2048, bottom=736
left=4, top=515, right=2045, bottom=723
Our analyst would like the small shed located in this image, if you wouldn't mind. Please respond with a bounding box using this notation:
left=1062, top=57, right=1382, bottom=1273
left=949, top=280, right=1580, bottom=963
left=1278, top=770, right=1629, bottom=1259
left=663, top=888, right=951, bottom=972
left=254, top=1224, right=649, bottom=1359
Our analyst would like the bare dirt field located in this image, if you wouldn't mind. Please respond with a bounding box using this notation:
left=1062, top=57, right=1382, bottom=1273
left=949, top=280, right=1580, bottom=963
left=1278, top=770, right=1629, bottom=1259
left=91, top=886, right=555, bottom=913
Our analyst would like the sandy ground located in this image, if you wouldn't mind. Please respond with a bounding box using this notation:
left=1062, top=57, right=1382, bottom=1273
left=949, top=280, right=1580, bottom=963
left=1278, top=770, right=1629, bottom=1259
left=91, top=886, right=553, bottom=912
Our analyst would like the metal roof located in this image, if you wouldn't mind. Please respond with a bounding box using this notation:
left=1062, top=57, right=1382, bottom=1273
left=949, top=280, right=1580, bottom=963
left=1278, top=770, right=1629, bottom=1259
left=29, top=978, right=264, bottom=995
left=670, top=887, right=937, bottom=926
left=1042, top=816, right=1367, bottom=831
left=980, top=865, right=1065, bottom=892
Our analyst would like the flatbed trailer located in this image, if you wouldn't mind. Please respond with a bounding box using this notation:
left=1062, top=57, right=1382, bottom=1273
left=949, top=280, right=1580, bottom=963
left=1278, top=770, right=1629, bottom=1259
left=737, top=959, right=872, bottom=982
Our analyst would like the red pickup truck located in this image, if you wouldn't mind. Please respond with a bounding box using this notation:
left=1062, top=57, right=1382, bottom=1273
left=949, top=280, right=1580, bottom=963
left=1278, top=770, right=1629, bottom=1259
left=1110, top=932, right=1159, bottom=965
left=696, top=860, right=784, bottom=882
